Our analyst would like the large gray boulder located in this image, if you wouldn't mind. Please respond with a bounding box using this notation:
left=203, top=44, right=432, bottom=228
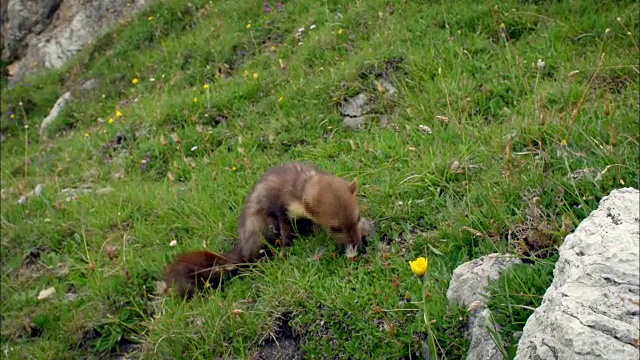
left=1, top=0, right=151, bottom=85
left=515, top=187, right=640, bottom=360
left=447, top=253, right=522, bottom=360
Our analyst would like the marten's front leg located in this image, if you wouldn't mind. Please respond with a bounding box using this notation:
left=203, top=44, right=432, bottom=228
left=276, top=213, right=294, bottom=247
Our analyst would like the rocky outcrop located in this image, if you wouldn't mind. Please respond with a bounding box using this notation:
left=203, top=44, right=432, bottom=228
left=447, top=253, right=522, bottom=360
left=515, top=187, right=640, bottom=360
left=39, top=77, right=97, bottom=137
left=1, top=0, right=151, bottom=85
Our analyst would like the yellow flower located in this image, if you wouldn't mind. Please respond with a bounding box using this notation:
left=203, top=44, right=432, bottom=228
left=10, top=114, right=15, bottom=119
left=108, top=118, right=115, bottom=124
left=409, top=257, right=428, bottom=278
left=246, top=23, right=252, bottom=29
left=131, top=78, right=139, bottom=84
left=278, top=96, right=285, bottom=103
left=253, top=72, right=259, bottom=80
left=338, top=28, right=344, bottom=35
left=148, top=16, right=154, bottom=21
left=203, top=84, right=210, bottom=89
left=232, top=165, right=237, bottom=171
left=193, top=97, right=198, bottom=103
left=84, top=132, right=90, bottom=137
left=243, top=70, right=249, bottom=78
left=561, top=139, right=567, bottom=146
left=115, top=110, right=123, bottom=117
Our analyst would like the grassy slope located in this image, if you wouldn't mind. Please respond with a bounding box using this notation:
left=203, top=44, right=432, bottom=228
left=1, top=0, right=638, bottom=358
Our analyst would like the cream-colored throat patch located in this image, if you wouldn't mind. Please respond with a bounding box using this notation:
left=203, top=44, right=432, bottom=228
left=287, top=201, right=313, bottom=220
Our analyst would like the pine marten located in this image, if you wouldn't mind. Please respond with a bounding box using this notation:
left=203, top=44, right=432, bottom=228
left=163, top=162, right=373, bottom=297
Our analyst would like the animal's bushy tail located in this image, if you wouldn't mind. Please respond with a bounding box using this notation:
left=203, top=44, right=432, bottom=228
left=163, top=245, right=247, bottom=297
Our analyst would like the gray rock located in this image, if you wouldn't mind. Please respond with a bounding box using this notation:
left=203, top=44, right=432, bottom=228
left=446, top=253, right=522, bottom=360
left=515, top=187, right=640, bottom=360
left=340, top=93, right=369, bottom=117
left=39, top=90, right=72, bottom=137
left=342, top=115, right=367, bottom=129
left=17, top=183, right=44, bottom=204
left=447, top=253, right=522, bottom=315
left=376, top=78, right=397, bottom=98
left=1, top=0, right=152, bottom=85
left=1, top=0, right=61, bottom=62
left=40, top=78, right=98, bottom=138
left=467, top=309, right=504, bottom=360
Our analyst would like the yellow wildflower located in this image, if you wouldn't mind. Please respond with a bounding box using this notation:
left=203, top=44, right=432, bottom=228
left=193, top=97, right=198, bottom=103
left=203, top=83, right=210, bottom=89
left=253, top=72, right=259, bottom=80
left=115, top=110, right=123, bottom=117
left=246, top=23, right=252, bottom=29
left=10, top=114, right=15, bottom=119
left=561, top=139, right=567, bottom=146
left=131, top=78, right=139, bottom=84
left=409, top=257, right=428, bottom=278
left=108, top=118, right=115, bottom=124
left=148, top=16, right=154, bottom=21
left=243, top=70, right=249, bottom=78
left=278, top=96, right=285, bottom=103
left=232, top=165, right=237, bottom=171
left=338, top=28, right=344, bottom=35
left=84, top=133, right=90, bottom=137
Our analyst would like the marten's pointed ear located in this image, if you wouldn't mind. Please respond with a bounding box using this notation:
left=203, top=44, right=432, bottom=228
left=303, top=198, right=317, bottom=217
left=348, top=179, right=358, bottom=196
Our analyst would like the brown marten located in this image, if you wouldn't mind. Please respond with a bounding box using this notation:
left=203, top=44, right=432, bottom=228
left=163, top=162, right=373, bottom=297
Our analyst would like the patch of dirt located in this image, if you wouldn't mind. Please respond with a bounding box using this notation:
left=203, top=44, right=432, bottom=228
left=592, top=68, right=637, bottom=94
left=22, top=247, right=44, bottom=268
left=100, top=133, right=129, bottom=162
left=507, top=188, right=571, bottom=261
left=256, top=312, right=304, bottom=360
left=336, top=57, right=407, bottom=130
left=378, top=217, right=437, bottom=256
left=75, top=327, right=140, bottom=360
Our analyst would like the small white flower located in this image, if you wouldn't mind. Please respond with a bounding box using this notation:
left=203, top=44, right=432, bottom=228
left=150, top=77, right=156, bottom=82
left=298, top=27, right=305, bottom=32
left=310, top=24, right=316, bottom=30
left=568, top=70, right=580, bottom=78
left=536, top=58, right=545, bottom=71
left=418, top=124, right=432, bottom=134
left=169, top=240, right=177, bottom=247
left=191, top=145, right=199, bottom=151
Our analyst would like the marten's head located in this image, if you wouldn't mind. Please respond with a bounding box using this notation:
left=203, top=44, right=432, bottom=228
left=303, top=175, right=362, bottom=255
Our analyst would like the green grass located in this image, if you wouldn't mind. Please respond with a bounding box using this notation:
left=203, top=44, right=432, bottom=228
left=1, top=0, right=638, bottom=358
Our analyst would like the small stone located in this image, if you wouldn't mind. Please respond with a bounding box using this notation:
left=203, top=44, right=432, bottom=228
left=37, top=287, right=56, bottom=300
left=342, top=116, right=366, bottom=129
left=340, top=93, right=369, bottom=117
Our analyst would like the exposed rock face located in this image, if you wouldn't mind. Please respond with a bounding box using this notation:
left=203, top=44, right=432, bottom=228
left=1, top=0, right=151, bottom=85
left=515, top=187, right=640, bottom=360
left=39, top=77, right=98, bottom=137
left=446, top=253, right=522, bottom=360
